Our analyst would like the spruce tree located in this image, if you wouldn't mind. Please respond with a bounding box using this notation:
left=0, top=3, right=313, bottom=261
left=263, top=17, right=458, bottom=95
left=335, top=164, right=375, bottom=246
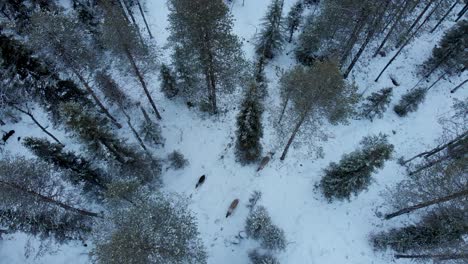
left=320, top=134, right=393, bottom=201
left=359, top=87, right=393, bottom=121
left=92, top=195, right=207, bottom=264
left=393, top=88, right=427, bottom=117
left=255, top=0, right=285, bottom=60
left=235, top=83, right=263, bottom=164
left=245, top=206, right=286, bottom=251
left=61, top=102, right=160, bottom=183
left=0, top=156, right=97, bottom=244
left=285, top=1, right=304, bottom=43
left=159, top=63, right=178, bottom=99
left=23, top=137, right=109, bottom=194
left=168, top=0, right=246, bottom=113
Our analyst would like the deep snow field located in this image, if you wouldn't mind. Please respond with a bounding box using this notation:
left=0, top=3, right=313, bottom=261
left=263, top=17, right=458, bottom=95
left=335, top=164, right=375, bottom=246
left=1, top=0, right=467, bottom=263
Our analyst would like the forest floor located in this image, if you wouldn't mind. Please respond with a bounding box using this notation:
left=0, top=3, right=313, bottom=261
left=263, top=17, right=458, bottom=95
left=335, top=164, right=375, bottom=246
left=1, top=0, right=467, bottom=263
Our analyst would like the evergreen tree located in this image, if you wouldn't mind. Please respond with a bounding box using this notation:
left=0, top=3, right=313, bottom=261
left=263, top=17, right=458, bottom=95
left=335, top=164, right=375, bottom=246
left=235, top=83, right=264, bottom=164
left=423, top=20, right=468, bottom=76
left=99, top=0, right=162, bottom=120
left=0, top=156, right=97, bottom=244
left=61, top=102, right=161, bottom=184
left=393, top=88, right=427, bottom=117
left=168, top=0, right=246, bottom=113
left=359, top=87, right=393, bottom=121
left=23, top=137, right=109, bottom=195
left=320, top=134, right=393, bottom=201
left=160, top=63, right=178, bottom=99
left=372, top=206, right=467, bottom=253
left=92, top=195, right=207, bottom=264
left=285, top=1, right=304, bottom=43
left=277, top=61, right=358, bottom=160
left=245, top=206, right=286, bottom=251
left=255, top=0, right=285, bottom=60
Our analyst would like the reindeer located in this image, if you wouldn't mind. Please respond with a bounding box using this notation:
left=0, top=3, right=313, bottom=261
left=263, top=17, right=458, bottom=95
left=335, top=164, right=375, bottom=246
left=226, top=199, right=239, bottom=218
left=195, top=175, right=206, bottom=188
left=2, top=130, right=15, bottom=144
left=257, top=152, right=274, bottom=172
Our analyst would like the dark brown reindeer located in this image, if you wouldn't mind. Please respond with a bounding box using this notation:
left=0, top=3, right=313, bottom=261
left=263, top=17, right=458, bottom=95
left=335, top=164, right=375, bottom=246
left=195, top=175, right=206, bottom=188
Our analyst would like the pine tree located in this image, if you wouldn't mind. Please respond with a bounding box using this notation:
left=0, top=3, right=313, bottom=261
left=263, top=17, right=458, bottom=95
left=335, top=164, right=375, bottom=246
left=92, top=195, right=207, bottom=264
left=99, top=0, right=162, bottom=120
left=278, top=61, right=358, bottom=160
left=160, top=63, right=178, bottom=99
left=359, top=87, right=393, bottom=121
left=320, top=134, right=393, bottom=201
left=168, top=0, right=246, bottom=113
left=285, top=1, right=304, bottom=43
left=23, top=137, right=109, bottom=195
left=393, top=88, right=427, bottom=117
left=255, top=0, right=285, bottom=60
left=245, top=206, right=286, bottom=251
left=235, top=83, right=264, bottom=164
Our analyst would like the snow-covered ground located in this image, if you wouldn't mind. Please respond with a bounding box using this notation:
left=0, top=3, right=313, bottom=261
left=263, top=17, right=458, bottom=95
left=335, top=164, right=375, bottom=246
left=1, top=0, right=467, bottom=263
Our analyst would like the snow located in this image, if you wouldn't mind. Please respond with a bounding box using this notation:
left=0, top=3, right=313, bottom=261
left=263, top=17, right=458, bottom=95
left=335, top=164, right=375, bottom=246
left=1, top=0, right=467, bottom=263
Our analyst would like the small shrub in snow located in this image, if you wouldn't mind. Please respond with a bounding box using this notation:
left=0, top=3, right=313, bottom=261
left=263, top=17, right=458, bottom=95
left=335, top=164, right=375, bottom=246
left=393, top=88, right=427, bottom=117
left=167, top=150, right=189, bottom=170
left=359, top=87, right=393, bottom=121
left=249, top=249, right=280, bottom=264
left=246, top=191, right=262, bottom=212
left=245, top=206, right=286, bottom=251
left=320, top=134, right=393, bottom=201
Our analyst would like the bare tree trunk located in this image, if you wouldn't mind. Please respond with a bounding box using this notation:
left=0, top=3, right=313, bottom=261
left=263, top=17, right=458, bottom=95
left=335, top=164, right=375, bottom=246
left=72, top=70, right=123, bottom=129
left=431, top=0, right=459, bottom=33
left=344, top=0, right=391, bottom=78
left=425, top=71, right=447, bottom=91
left=373, top=0, right=412, bottom=57
left=278, top=95, right=290, bottom=124
left=375, top=3, right=436, bottom=83
left=124, top=46, right=162, bottom=120
left=136, top=0, right=153, bottom=39
left=340, top=10, right=369, bottom=67
left=99, top=138, right=127, bottom=164
left=13, top=106, right=63, bottom=146
left=408, top=151, right=463, bottom=175
left=280, top=113, right=307, bottom=161
left=385, top=189, right=468, bottom=219
left=456, top=2, right=468, bottom=21
left=0, top=180, right=100, bottom=217
left=121, top=108, right=150, bottom=154
left=451, top=78, right=468, bottom=93
left=395, top=253, right=468, bottom=260
left=120, top=0, right=145, bottom=45
left=395, top=0, right=436, bottom=48
left=403, top=131, right=468, bottom=165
